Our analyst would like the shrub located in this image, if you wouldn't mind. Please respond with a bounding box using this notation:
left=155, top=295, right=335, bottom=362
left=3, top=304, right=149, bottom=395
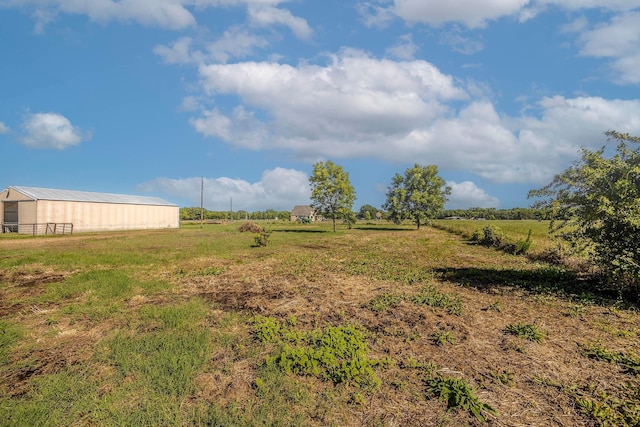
left=254, top=228, right=272, bottom=247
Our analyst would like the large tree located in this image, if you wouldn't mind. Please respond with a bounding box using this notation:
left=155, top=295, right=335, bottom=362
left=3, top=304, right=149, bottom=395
left=309, top=160, right=356, bottom=232
left=383, top=164, right=450, bottom=229
left=529, top=130, right=640, bottom=300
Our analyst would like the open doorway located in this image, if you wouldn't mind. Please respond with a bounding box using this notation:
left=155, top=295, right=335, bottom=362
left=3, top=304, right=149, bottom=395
left=2, top=201, right=18, bottom=232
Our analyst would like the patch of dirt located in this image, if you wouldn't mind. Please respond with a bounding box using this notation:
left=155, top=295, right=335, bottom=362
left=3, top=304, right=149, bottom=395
left=3, top=330, right=96, bottom=397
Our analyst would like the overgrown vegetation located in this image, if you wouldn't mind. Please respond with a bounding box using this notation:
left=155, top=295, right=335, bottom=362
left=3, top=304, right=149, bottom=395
left=253, top=316, right=384, bottom=388
left=530, top=130, right=640, bottom=301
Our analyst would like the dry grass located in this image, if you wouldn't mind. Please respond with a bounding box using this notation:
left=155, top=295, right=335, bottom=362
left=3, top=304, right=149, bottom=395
left=1, top=222, right=638, bottom=426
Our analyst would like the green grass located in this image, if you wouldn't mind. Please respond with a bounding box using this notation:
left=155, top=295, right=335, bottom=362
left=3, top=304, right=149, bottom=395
left=1, top=221, right=639, bottom=426
left=0, top=320, right=23, bottom=365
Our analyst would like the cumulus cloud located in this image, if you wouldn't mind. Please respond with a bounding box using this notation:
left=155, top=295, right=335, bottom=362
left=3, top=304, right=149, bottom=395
left=0, top=121, right=9, bottom=134
left=574, top=12, right=640, bottom=84
left=193, top=49, right=467, bottom=153
left=138, top=167, right=310, bottom=211
left=20, top=112, right=91, bottom=149
left=184, top=47, right=640, bottom=184
left=446, top=181, right=500, bottom=209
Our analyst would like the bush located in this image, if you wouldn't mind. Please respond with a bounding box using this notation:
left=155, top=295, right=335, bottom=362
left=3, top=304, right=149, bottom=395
left=254, top=228, right=271, bottom=247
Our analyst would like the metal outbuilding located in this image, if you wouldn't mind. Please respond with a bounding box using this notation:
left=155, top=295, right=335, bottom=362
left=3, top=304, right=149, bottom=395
left=0, top=186, right=179, bottom=234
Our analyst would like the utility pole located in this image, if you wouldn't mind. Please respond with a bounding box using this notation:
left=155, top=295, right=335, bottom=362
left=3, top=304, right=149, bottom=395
left=200, top=177, right=204, bottom=229
left=230, top=197, right=233, bottom=221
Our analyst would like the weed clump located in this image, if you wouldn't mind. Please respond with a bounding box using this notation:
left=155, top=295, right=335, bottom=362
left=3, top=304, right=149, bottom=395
left=471, top=225, right=533, bottom=255
left=425, top=375, right=497, bottom=422
left=411, top=285, right=463, bottom=315
left=366, top=293, right=404, bottom=312
left=581, top=342, right=640, bottom=375
left=505, top=322, right=546, bottom=343
left=251, top=316, right=383, bottom=388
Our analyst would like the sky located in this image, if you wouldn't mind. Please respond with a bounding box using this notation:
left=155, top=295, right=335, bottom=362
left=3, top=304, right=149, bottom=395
left=1, top=1, right=640, bottom=212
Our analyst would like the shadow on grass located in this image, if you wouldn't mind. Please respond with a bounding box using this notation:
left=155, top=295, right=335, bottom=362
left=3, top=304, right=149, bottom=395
left=434, top=266, right=636, bottom=307
left=353, top=226, right=415, bottom=231
left=272, top=229, right=328, bottom=233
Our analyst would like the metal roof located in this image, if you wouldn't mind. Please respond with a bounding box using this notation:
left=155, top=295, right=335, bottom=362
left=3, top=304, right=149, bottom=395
left=8, top=186, right=177, bottom=207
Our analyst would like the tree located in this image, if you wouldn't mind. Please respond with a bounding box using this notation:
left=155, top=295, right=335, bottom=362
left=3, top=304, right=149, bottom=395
left=383, top=164, right=450, bottom=229
left=309, top=160, right=356, bottom=232
left=358, top=204, right=378, bottom=220
left=529, top=130, right=640, bottom=300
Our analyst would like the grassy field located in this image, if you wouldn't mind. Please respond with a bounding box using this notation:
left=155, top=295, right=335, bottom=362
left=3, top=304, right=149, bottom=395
left=1, top=220, right=639, bottom=426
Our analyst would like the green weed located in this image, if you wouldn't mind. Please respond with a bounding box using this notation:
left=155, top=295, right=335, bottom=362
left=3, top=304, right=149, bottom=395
left=431, top=330, right=456, bottom=346
left=582, top=342, right=640, bottom=375
left=411, top=285, right=464, bottom=315
left=253, top=317, right=383, bottom=388
left=366, top=292, right=404, bottom=312
left=505, top=322, right=546, bottom=343
left=425, top=375, right=497, bottom=422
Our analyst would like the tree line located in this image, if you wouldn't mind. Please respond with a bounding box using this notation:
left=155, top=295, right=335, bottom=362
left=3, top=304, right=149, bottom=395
left=180, top=207, right=291, bottom=221
left=185, top=129, right=640, bottom=300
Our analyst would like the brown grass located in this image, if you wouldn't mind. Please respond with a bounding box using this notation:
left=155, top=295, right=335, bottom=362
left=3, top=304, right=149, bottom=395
left=1, top=223, right=638, bottom=426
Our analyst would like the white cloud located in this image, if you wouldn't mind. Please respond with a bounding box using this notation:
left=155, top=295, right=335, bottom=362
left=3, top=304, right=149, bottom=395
left=386, top=33, right=419, bottom=60
left=154, top=37, right=197, bottom=65
left=357, top=2, right=396, bottom=28
left=391, top=0, right=530, bottom=28
left=575, top=12, right=640, bottom=84
left=0, top=121, right=9, bottom=134
left=206, top=27, right=270, bottom=63
left=194, top=49, right=467, bottom=151
left=186, top=47, right=640, bottom=184
left=446, top=181, right=500, bottom=209
left=2, top=0, right=308, bottom=33
left=364, top=0, right=640, bottom=30
left=154, top=28, right=270, bottom=67
left=20, top=112, right=91, bottom=149
left=438, top=28, right=485, bottom=55
left=247, top=4, right=312, bottom=39
left=138, top=167, right=310, bottom=211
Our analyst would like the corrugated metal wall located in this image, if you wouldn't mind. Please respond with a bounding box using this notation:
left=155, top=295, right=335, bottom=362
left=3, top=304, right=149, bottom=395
left=37, top=200, right=178, bottom=232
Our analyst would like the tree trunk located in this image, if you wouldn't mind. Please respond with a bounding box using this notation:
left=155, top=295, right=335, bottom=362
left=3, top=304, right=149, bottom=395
left=332, top=217, right=336, bottom=232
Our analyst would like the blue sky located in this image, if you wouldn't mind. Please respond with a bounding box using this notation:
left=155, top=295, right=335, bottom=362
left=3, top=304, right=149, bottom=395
left=1, top=1, right=639, bottom=212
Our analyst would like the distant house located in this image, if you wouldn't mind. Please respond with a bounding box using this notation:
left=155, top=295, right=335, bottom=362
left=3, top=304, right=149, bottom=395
left=0, top=186, right=179, bottom=235
left=290, top=205, right=318, bottom=222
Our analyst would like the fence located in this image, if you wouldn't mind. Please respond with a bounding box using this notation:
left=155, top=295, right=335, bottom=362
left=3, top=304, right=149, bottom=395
left=1, top=223, right=73, bottom=236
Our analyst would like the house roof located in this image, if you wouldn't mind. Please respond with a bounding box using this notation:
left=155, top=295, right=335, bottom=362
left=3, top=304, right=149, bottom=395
left=5, top=186, right=177, bottom=207
left=291, top=205, right=314, bottom=216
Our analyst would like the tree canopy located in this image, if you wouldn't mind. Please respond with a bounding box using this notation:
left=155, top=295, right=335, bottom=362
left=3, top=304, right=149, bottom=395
left=383, top=164, right=450, bottom=229
left=309, top=160, right=356, bottom=232
left=529, top=130, right=640, bottom=300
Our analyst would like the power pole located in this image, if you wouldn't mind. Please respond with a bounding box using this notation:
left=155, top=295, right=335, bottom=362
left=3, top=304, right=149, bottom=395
left=200, top=177, right=204, bottom=229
